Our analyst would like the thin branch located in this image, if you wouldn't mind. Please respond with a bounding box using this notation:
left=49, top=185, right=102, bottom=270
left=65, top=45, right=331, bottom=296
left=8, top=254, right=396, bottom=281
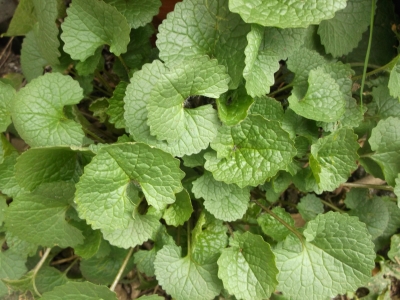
left=32, top=248, right=52, bottom=297
left=225, top=222, right=234, bottom=237
left=118, top=55, right=130, bottom=77
left=319, top=199, right=345, bottom=213
left=0, top=37, right=13, bottom=61
left=63, top=257, right=80, bottom=275
left=267, top=83, right=293, bottom=97
left=358, top=0, right=376, bottom=113
left=252, top=200, right=304, bottom=242
left=51, top=254, right=79, bottom=265
left=341, top=182, right=394, bottom=191
left=110, top=247, right=134, bottom=291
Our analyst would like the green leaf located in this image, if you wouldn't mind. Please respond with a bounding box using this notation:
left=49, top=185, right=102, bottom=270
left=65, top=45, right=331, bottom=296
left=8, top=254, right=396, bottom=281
left=163, top=189, right=193, bottom=227
left=0, top=250, right=27, bottom=286
left=157, top=0, right=250, bottom=89
left=244, top=24, right=306, bottom=97
left=287, top=48, right=327, bottom=98
left=0, top=195, right=7, bottom=225
left=0, top=152, right=24, bottom=197
left=182, top=149, right=207, bottom=168
left=257, top=207, right=294, bottom=242
left=4, top=0, right=36, bottom=36
left=15, top=147, right=78, bottom=191
left=369, top=117, right=400, bottom=186
left=191, top=212, right=228, bottom=264
left=75, top=143, right=183, bottom=245
left=4, top=266, right=68, bottom=296
left=6, top=232, right=38, bottom=257
left=216, top=85, right=254, bottom=126
left=154, top=244, right=222, bottom=300
left=217, top=232, right=278, bottom=300
left=81, top=246, right=135, bottom=285
left=192, top=171, right=250, bottom=221
left=5, top=182, right=84, bottom=248
left=309, top=128, right=359, bottom=191
left=274, top=212, right=375, bottom=299
left=0, top=81, right=15, bottom=132
left=318, top=0, right=372, bottom=57
left=345, top=189, right=390, bottom=240
left=205, top=115, right=296, bottom=188
left=40, top=281, right=118, bottom=300
left=103, top=0, right=161, bottom=29
left=11, top=73, right=86, bottom=147
left=388, top=234, right=400, bottom=262
left=124, top=60, right=223, bottom=157
left=389, top=59, right=400, bottom=100
left=73, top=222, right=103, bottom=260
left=75, top=47, right=103, bottom=76
left=288, top=67, right=346, bottom=122
left=297, top=194, right=324, bottom=222
left=229, top=0, right=347, bottom=28
left=134, top=225, right=175, bottom=277
left=370, top=84, right=400, bottom=119
left=395, top=175, right=400, bottom=204
left=20, top=29, right=50, bottom=82
left=61, top=0, right=130, bottom=61
left=32, top=0, right=60, bottom=66
left=107, top=82, right=128, bottom=129
left=147, top=56, right=229, bottom=142
left=281, top=108, right=318, bottom=141
left=249, top=96, right=284, bottom=122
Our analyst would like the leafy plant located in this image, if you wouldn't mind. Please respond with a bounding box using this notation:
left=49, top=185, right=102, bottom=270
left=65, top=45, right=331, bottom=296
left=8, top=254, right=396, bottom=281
left=0, top=0, right=400, bottom=299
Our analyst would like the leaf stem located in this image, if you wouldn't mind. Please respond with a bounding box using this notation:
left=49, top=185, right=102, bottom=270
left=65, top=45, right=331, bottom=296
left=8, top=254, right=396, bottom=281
left=82, top=127, right=106, bottom=143
left=118, top=56, right=130, bottom=77
left=63, top=257, right=80, bottom=275
left=358, top=0, right=376, bottom=113
left=94, top=70, right=114, bottom=94
left=341, top=182, right=394, bottom=191
left=319, top=199, right=345, bottom=213
left=32, top=247, right=52, bottom=297
left=187, top=220, right=191, bottom=258
left=110, top=247, right=134, bottom=291
left=252, top=200, right=304, bottom=242
left=349, top=62, right=382, bottom=69
left=268, top=83, right=294, bottom=97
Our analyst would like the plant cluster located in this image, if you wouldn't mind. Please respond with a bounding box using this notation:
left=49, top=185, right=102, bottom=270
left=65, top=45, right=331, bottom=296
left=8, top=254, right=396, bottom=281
left=0, top=0, right=400, bottom=299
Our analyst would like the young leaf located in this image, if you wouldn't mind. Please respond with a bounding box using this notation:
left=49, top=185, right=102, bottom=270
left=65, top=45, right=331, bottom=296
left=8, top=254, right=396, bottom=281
left=163, top=189, right=193, bottom=227
left=205, top=115, right=296, bottom=188
left=216, top=85, right=254, bottom=126
left=5, top=182, right=84, bottom=248
left=229, top=0, right=347, bottom=28
left=61, top=0, right=130, bottom=61
left=192, top=171, right=250, bottom=221
left=244, top=24, right=306, bottom=97
left=257, top=207, right=294, bottom=242
left=147, top=56, right=229, bottom=142
left=0, top=81, right=15, bottom=132
left=15, top=147, right=78, bottom=191
left=309, top=128, right=359, bottom=191
left=288, top=67, right=346, bottom=122
left=274, top=212, right=375, bottom=299
left=103, top=0, right=161, bottom=29
left=157, top=0, right=250, bottom=89
left=11, top=73, right=86, bottom=147
left=388, top=59, right=400, bottom=100
left=297, top=194, right=324, bottom=222
left=124, top=60, right=223, bottom=157
left=369, top=117, right=400, bottom=186
left=217, top=232, right=278, bottom=300
left=154, top=244, right=222, bottom=300
left=318, top=0, right=372, bottom=57
left=40, top=281, right=118, bottom=300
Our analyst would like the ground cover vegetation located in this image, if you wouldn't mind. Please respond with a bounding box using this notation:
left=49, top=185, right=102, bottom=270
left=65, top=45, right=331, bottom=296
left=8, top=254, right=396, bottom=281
left=0, top=0, right=400, bottom=299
